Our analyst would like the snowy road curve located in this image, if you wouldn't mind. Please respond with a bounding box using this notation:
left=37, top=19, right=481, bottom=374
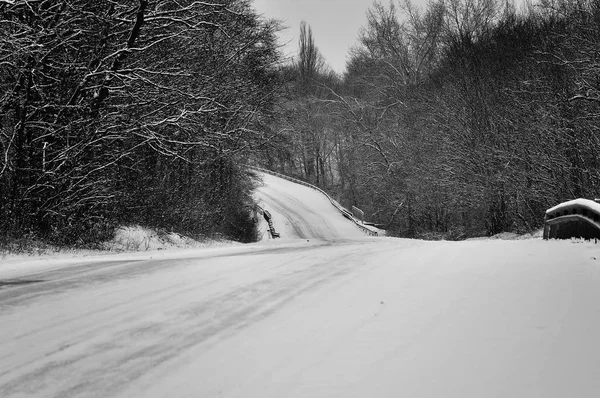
left=1, top=172, right=600, bottom=397
left=253, top=172, right=366, bottom=240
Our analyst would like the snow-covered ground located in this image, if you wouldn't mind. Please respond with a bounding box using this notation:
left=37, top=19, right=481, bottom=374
left=1, top=172, right=600, bottom=398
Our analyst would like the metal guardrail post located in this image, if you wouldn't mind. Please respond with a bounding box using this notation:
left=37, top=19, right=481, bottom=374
left=256, top=204, right=280, bottom=238
left=352, top=206, right=365, bottom=224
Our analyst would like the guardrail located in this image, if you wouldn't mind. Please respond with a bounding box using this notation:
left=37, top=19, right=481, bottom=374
left=543, top=198, right=600, bottom=241
left=249, top=165, right=378, bottom=237
left=256, top=204, right=280, bottom=239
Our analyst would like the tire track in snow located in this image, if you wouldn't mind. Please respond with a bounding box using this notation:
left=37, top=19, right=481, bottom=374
left=0, top=244, right=371, bottom=398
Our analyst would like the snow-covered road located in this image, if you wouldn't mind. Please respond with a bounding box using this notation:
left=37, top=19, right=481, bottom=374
left=253, top=172, right=366, bottom=240
left=1, top=172, right=600, bottom=398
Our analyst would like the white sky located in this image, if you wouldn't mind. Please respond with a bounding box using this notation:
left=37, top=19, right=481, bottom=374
left=252, top=0, right=411, bottom=74
left=252, top=0, right=529, bottom=75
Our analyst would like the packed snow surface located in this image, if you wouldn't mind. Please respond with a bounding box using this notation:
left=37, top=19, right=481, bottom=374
left=254, top=172, right=365, bottom=240
left=1, top=172, right=600, bottom=398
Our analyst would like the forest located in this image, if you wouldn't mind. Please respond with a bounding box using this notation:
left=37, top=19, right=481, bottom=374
left=264, top=0, right=600, bottom=239
left=0, top=0, right=281, bottom=245
left=1, top=0, right=599, bottom=246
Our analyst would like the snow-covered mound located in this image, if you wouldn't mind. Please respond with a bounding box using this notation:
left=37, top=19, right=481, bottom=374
left=107, top=226, right=229, bottom=251
left=546, top=198, right=600, bottom=216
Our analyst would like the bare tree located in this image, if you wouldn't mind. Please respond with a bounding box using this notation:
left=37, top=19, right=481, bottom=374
left=296, top=21, right=326, bottom=90
left=350, top=0, right=445, bottom=86
left=443, top=0, right=502, bottom=44
left=0, top=0, right=282, bottom=244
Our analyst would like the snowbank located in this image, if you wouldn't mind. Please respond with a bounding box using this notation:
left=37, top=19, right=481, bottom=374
left=546, top=198, right=600, bottom=215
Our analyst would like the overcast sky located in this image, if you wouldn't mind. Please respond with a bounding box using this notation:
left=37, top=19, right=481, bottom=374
left=251, top=0, right=528, bottom=75
left=251, top=0, right=418, bottom=75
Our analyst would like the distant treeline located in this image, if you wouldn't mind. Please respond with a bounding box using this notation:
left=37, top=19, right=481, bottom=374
left=262, top=0, right=600, bottom=239
left=0, top=0, right=281, bottom=245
